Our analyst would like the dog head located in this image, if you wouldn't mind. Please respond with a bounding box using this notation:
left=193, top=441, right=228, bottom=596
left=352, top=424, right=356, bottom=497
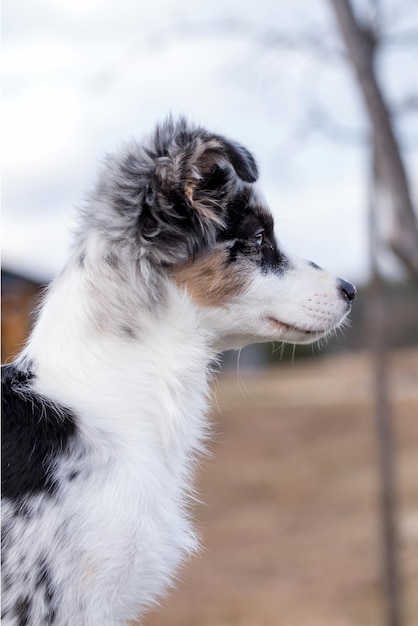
left=82, top=116, right=355, bottom=349
left=84, top=116, right=257, bottom=267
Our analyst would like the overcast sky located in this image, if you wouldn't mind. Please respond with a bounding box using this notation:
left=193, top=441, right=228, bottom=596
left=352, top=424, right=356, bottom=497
left=2, top=0, right=418, bottom=283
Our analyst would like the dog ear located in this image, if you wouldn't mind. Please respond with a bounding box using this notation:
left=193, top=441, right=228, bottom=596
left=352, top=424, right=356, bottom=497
left=91, top=118, right=258, bottom=267
left=214, top=136, right=258, bottom=183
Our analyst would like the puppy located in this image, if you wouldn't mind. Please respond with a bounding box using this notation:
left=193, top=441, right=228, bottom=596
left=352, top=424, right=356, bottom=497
left=1, top=117, right=355, bottom=625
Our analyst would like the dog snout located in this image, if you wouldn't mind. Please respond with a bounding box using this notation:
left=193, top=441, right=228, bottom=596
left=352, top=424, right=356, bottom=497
left=337, top=278, right=356, bottom=304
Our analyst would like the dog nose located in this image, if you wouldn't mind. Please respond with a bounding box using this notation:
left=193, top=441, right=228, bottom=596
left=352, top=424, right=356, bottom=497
left=338, top=278, right=356, bottom=303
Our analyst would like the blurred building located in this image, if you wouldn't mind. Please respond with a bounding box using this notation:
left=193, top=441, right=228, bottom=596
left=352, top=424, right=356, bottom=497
left=1, top=269, right=45, bottom=363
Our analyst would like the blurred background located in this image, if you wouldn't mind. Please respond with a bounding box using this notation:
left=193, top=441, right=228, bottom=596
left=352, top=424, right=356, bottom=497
left=2, top=0, right=418, bottom=625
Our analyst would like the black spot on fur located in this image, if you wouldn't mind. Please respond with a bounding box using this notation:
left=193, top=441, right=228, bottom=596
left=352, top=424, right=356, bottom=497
left=11, top=500, right=36, bottom=520
left=53, top=520, right=70, bottom=542
left=77, top=251, right=86, bottom=268
left=14, top=596, right=31, bottom=626
left=104, top=251, right=120, bottom=269
left=309, top=261, right=321, bottom=270
left=35, top=557, right=56, bottom=623
left=1, top=562, right=13, bottom=591
left=1, top=364, right=78, bottom=502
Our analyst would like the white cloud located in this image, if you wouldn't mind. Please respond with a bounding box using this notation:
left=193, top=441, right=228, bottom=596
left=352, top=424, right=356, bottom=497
left=3, top=85, right=82, bottom=172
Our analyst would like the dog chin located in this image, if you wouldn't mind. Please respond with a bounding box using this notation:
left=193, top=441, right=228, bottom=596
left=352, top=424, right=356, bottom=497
left=264, top=315, right=346, bottom=345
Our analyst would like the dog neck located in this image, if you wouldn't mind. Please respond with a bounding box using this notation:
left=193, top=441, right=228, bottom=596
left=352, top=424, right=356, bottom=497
left=19, top=253, right=217, bottom=460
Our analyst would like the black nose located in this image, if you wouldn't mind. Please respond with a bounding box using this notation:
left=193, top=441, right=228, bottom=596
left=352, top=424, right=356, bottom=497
left=338, top=278, right=356, bottom=303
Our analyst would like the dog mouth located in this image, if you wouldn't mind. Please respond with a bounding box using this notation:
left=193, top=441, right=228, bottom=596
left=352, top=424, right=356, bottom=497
left=264, top=316, right=331, bottom=337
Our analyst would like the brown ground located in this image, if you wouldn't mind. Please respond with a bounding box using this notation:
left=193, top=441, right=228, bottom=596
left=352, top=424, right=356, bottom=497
left=143, top=349, right=418, bottom=626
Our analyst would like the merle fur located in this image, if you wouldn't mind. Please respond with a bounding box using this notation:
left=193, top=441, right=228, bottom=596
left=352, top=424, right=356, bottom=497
left=78, top=116, right=259, bottom=269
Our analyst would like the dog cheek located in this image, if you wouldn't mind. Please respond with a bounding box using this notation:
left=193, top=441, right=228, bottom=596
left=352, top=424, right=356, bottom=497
left=173, top=252, right=249, bottom=307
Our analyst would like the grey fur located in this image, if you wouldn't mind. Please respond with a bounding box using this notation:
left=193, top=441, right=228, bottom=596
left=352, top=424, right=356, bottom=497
left=76, top=116, right=258, bottom=268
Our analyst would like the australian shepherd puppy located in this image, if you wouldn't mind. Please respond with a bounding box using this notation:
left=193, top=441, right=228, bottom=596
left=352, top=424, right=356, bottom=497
left=1, top=117, right=355, bottom=625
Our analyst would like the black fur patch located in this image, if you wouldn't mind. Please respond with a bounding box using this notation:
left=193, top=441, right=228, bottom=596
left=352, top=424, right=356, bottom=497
left=35, top=557, right=56, bottom=624
left=14, top=596, right=31, bottom=626
left=221, top=192, right=289, bottom=273
left=308, top=261, right=321, bottom=270
left=1, top=364, right=77, bottom=502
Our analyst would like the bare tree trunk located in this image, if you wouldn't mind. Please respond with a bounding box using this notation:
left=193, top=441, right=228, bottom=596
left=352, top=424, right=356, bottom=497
left=329, top=0, right=418, bottom=280
left=368, top=148, right=403, bottom=626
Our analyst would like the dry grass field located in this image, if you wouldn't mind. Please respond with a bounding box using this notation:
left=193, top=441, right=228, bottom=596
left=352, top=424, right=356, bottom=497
left=143, top=348, right=418, bottom=626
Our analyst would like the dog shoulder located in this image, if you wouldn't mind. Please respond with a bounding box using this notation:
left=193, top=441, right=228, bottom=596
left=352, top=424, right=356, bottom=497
left=1, top=364, right=78, bottom=503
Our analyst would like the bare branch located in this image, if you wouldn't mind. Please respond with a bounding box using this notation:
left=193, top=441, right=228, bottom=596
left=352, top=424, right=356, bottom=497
left=384, top=29, right=418, bottom=47
left=172, top=17, right=347, bottom=59
left=329, top=0, right=418, bottom=280
left=87, top=17, right=346, bottom=94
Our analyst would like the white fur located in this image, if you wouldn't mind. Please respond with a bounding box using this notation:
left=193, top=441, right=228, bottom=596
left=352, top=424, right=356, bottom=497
left=12, top=267, right=211, bottom=623
left=2, top=117, right=356, bottom=625
left=4, top=229, right=351, bottom=626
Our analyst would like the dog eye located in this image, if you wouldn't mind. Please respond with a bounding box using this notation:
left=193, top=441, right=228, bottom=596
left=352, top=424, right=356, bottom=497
left=254, top=231, right=265, bottom=245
